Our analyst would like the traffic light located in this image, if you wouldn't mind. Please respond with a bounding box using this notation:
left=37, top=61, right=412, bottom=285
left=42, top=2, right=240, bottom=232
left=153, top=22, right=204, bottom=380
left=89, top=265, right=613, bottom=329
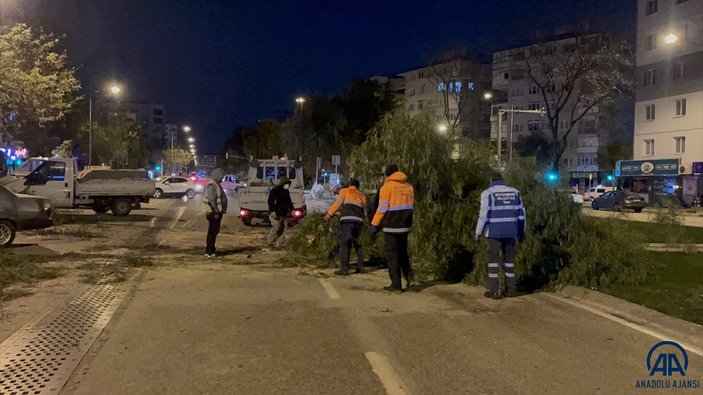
left=606, top=174, right=614, bottom=181
left=155, top=165, right=162, bottom=172
left=545, top=171, right=559, bottom=184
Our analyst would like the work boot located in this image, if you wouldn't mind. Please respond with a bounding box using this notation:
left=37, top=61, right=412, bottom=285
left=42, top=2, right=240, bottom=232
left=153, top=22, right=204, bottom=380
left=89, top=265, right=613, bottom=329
left=383, top=285, right=403, bottom=293
left=355, top=267, right=366, bottom=274
left=334, top=269, right=349, bottom=276
left=484, top=291, right=501, bottom=300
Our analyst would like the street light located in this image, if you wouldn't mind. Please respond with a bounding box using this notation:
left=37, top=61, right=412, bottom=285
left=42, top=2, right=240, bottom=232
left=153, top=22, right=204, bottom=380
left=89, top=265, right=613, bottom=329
left=664, top=32, right=679, bottom=45
left=483, top=92, right=494, bottom=100
left=436, top=123, right=449, bottom=135
left=187, top=137, right=195, bottom=143
left=89, top=82, right=124, bottom=166
left=183, top=125, right=192, bottom=133
left=295, top=96, right=306, bottom=111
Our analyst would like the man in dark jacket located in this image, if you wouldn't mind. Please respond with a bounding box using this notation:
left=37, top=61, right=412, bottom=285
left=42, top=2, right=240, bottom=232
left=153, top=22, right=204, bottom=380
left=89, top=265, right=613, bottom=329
left=202, top=168, right=228, bottom=257
left=267, top=177, right=294, bottom=248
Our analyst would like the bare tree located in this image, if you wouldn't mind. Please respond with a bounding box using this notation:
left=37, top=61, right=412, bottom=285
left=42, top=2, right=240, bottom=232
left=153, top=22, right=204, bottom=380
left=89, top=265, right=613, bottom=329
left=521, top=34, right=633, bottom=170
left=426, top=49, right=477, bottom=132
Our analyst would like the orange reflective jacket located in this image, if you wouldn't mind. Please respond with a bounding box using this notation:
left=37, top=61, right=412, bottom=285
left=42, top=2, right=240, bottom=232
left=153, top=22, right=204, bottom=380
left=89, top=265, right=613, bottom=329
left=326, top=186, right=367, bottom=223
left=371, top=172, right=414, bottom=233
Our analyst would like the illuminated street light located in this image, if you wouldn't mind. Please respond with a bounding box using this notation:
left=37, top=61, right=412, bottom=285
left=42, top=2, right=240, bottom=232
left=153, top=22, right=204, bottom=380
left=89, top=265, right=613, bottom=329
left=183, top=125, right=192, bottom=133
left=483, top=92, right=493, bottom=100
left=664, top=32, right=679, bottom=45
left=109, top=84, right=123, bottom=96
left=189, top=144, right=195, bottom=149
left=436, top=123, right=449, bottom=135
left=295, top=96, right=306, bottom=111
left=187, top=137, right=195, bottom=143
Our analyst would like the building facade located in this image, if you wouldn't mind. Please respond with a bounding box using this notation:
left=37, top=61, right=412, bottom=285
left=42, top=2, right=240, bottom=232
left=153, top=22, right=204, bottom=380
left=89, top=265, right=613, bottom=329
left=397, top=60, right=492, bottom=140
left=491, top=35, right=632, bottom=191
left=630, top=0, right=703, bottom=204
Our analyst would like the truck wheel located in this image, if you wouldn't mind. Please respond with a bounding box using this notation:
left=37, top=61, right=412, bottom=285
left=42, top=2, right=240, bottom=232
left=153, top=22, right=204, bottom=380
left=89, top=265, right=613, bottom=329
left=111, top=198, right=132, bottom=216
left=186, top=189, right=196, bottom=199
left=154, top=188, right=163, bottom=198
left=242, top=217, right=252, bottom=226
left=0, top=220, right=16, bottom=248
left=93, top=205, right=109, bottom=214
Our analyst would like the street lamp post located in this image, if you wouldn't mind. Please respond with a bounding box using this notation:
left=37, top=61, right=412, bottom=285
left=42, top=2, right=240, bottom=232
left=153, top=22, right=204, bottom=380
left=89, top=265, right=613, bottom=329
left=295, top=97, right=306, bottom=112
left=496, top=108, right=546, bottom=163
left=89, top=83, right=123, bottom=166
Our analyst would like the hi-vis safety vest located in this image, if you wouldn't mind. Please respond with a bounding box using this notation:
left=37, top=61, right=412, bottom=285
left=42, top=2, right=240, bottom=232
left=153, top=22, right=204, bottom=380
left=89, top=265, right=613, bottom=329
left=201, top=180, right=224, bottom=213
left=326, top=186, right=367, bottom=223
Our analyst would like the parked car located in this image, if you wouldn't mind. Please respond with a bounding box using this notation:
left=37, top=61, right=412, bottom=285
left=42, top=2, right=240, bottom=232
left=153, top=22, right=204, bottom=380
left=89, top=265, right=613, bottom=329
left=561, top=189, right=584, bottom=204
left=154, top=176, right=202, bottom=199
left=591, top=191, right=646, bottom=212
left=583, top=185, right=615, bottom=201
left=220, top=175, right=246, bottom=192
left=0, top=185, right=53, bottom=247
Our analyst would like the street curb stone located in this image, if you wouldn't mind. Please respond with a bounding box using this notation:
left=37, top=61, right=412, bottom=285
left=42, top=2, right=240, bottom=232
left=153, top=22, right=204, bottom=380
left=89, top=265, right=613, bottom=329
left=556, top=286, right=703, bottom=353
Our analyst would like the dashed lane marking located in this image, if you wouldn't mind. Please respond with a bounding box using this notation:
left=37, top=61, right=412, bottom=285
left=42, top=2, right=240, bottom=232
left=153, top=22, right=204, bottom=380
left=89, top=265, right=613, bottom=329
left=544, top=294, right=703, bottom=357
left=318, top=278, right=340, bottom=299
left=365, top=351, right=408, bottom=395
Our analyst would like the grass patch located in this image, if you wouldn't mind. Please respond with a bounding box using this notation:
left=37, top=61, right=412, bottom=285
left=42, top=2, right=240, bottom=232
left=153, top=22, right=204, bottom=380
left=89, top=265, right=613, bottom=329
left=604, top=252, right=703, bottom=325
left=594, top=218, right=703, bottom=244
left=53, top=211, right=106, bottom=225
left=30, top=225, right=104, bottom=239
left=118, top=253, right=155, bottom=267
left=0, top=252, right=63, bottom=297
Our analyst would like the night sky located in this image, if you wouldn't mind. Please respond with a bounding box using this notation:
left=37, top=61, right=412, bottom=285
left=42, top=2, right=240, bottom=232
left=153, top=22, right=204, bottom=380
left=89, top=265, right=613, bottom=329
left=8, top=0, right=635, bottom=152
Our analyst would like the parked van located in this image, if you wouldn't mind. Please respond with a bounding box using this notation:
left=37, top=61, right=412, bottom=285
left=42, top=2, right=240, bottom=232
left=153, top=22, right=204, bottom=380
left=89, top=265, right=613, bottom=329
left=583, top=185, right=615, bottom=201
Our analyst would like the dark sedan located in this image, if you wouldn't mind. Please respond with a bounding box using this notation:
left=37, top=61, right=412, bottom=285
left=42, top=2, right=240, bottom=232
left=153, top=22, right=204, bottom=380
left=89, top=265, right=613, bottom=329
left=0, top=185, right=53, bottom=247
left=591, top=191, right=646, bottom=213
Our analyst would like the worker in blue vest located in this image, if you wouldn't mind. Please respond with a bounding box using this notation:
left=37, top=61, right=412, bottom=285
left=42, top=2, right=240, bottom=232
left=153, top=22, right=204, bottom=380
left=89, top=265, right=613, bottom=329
left=475, top=172, right=526, bottom=299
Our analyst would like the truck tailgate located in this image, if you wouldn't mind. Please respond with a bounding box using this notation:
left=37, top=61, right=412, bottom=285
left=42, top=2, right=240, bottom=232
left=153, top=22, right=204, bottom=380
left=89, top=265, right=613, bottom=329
left=239, top=187, right=305, bottom=212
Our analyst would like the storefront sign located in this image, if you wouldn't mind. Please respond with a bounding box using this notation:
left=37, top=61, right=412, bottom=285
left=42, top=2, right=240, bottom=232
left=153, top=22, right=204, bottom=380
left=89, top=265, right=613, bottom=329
left=616, top=159, right=680, bottom=176
left=693, top=162, right=703, bottom=175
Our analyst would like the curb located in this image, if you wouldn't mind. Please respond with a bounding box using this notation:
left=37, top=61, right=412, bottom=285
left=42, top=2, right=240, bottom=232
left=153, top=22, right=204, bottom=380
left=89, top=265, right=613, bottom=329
left=646, top=243, right=703, bottom=252
left=555, top=286, right=703, bottom=356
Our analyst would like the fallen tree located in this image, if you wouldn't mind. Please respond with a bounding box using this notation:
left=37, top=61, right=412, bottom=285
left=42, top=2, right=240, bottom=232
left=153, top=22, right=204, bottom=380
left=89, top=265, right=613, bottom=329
left=287, top=108, right=651, bottom=291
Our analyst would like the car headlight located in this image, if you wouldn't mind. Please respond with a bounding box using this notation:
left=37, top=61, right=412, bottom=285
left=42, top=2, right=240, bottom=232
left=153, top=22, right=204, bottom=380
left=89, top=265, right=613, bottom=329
left=195, top=184, right=204, bottom=191
left=42, top=200, right=52, bottom=211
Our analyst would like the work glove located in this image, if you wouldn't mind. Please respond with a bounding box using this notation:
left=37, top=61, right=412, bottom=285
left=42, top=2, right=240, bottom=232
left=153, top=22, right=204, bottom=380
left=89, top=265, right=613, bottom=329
left=324, top=214, right=331, bottom=222
left=370, top=225, right=379, bottom=236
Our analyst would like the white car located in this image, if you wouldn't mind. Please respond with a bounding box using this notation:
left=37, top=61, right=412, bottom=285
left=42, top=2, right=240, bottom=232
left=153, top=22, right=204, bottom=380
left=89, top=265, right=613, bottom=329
left=220, top=175, right=246, bottom=192
left=583, top=185, right=615, bottom=201
left=153, top=176, right=202, bottom=199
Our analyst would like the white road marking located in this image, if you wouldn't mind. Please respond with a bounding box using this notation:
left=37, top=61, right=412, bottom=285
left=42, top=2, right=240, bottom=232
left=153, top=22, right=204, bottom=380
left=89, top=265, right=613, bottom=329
left=318, top=278, right=340, bottom=299
left=365, top=351, right=408, bottom=395
left=544, top=294, right=703, bottom=357
left=168, top=206, right=187, bottom=229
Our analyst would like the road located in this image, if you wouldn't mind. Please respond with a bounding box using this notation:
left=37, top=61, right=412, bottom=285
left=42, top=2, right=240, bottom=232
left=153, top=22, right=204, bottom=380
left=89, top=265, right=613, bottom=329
left=2, top=196, right=702, bottom=394
left=581, top=205, right=703, bottom=227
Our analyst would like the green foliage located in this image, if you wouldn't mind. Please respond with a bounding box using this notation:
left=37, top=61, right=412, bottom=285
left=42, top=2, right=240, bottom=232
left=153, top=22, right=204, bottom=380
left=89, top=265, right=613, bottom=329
left=243, top=119, right=283, bottom=158
left=163, top=148, right=193, bottom=168
left=52, top=139, right=74, bottom=158
left=288, top=107, right=653, bottom=292
left=0, top=23, right=81, bottom=129
left=94, top=116, right=147, bottom=168
left=119, top=253, right=155, bottom=268
left=597, top=141, right=632, bottom=173
left=0, top=252, right=61, bottom=297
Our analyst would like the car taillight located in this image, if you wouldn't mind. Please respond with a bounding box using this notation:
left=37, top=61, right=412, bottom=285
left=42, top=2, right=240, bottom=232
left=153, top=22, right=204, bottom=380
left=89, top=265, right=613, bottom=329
left=190, top=176, right=196, bottom=181
left=240, top=209, right=250, bottom=218
left=293, top=209, right=304, bottom=218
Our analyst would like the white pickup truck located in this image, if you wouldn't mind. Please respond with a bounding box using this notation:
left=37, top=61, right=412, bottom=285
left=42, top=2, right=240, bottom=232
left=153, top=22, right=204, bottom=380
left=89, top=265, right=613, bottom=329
left=0, top=158, right=155, bottom=216
left=238, top=158, right=307, bottom=226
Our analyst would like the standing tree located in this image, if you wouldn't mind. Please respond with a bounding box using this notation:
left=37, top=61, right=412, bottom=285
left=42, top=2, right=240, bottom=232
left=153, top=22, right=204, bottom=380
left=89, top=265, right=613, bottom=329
left=93, top=116, right=144, bottom=168
left=243, top=119, right=283, bottom=158
left=163, top=148, right=193, bottom=174
left=0, top=24, right=80, bottom=142
left=51, top=140, right=74, bottom=158
left=521, top=33, right=632, bottom=170
left=597, top=141, right=632, bottom=173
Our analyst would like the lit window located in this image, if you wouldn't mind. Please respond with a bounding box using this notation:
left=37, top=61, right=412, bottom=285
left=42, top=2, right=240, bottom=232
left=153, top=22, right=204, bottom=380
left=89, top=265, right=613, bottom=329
left=466, top=82, right=475, bottom=91
left=437, top=83, right=446, bottom=92
left=675, top=136, right=686, bottom=153
left=645, top=104, right=656, bottom=120
left=644, top=139, right=655, bottom=156
left=675, top=99, right=687, bottom=116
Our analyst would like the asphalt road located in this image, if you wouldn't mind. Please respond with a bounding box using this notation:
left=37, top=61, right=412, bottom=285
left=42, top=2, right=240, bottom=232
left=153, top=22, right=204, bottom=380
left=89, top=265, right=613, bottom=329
left=43, top=197, right=700, bottom=395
